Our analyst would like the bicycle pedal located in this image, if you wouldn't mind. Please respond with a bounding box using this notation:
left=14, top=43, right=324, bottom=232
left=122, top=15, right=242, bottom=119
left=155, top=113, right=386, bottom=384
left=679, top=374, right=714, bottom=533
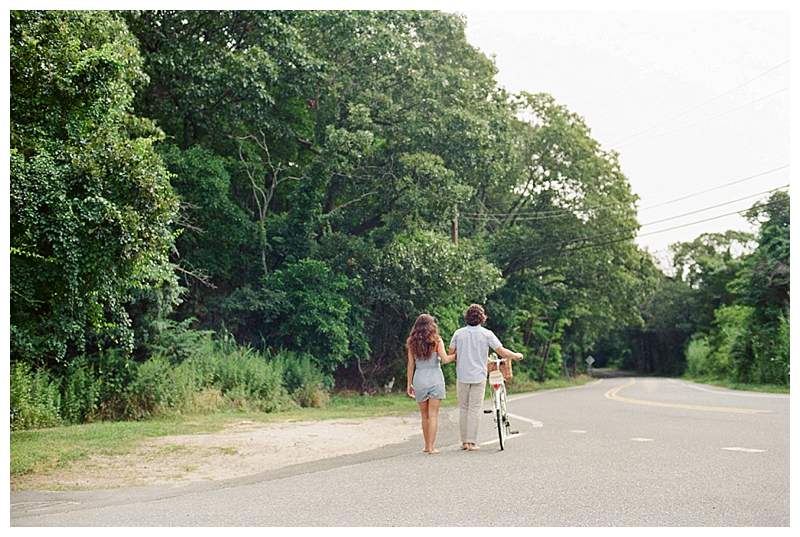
left=483, top=410, right=492, bottom=414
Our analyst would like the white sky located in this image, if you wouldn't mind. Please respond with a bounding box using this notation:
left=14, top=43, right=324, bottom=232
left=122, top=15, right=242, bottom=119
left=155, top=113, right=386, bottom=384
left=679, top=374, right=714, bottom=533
left=462, top=11, right=790, bottom=265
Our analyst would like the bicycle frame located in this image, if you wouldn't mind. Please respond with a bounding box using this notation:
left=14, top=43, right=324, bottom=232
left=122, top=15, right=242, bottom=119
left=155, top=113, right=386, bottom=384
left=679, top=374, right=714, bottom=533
left=488, top=354, right=512, bottom=450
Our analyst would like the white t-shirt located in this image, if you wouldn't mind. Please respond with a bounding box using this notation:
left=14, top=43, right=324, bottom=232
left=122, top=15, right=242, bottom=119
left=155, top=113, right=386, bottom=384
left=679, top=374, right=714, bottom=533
left=449, top=325, right=502, bottom=383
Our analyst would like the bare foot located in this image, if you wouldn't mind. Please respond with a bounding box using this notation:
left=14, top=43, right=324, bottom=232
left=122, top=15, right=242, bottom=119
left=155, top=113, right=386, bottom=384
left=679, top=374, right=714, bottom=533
left=422, top=448, right=430, bottom=453
left=467, top=444, right=481, bottom=451
left=427, top=448, right=440, bottom=455
left=461, top=443, right=469, bottom=450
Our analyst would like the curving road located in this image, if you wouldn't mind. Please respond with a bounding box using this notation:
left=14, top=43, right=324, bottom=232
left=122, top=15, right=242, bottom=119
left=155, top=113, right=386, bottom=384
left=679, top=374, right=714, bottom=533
left=11, top=376, right=789, bottom=526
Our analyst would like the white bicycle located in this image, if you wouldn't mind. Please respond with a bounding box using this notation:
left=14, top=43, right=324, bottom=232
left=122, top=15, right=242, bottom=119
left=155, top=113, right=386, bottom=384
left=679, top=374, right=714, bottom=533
left=484, top=354, right=518, bottom=450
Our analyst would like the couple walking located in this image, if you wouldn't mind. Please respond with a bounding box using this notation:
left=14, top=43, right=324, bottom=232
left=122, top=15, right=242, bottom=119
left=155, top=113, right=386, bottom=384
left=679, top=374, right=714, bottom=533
left=405, top=304, right=523, bottom=453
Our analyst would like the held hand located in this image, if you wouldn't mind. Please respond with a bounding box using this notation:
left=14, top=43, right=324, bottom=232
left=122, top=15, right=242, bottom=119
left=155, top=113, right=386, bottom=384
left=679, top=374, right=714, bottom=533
left=407, top=385, right=415, bottom=398
left=515, top=352, right=524, bottom=360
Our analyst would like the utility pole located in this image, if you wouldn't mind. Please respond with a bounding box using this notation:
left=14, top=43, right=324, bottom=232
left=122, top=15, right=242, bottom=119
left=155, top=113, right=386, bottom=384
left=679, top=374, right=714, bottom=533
left=451, top=205, right=459, bottom=245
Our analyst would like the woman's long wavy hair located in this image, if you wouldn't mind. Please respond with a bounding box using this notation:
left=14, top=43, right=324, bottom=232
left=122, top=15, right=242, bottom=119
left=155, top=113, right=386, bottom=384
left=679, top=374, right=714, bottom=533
left=406, top=314, right=440, bottom=360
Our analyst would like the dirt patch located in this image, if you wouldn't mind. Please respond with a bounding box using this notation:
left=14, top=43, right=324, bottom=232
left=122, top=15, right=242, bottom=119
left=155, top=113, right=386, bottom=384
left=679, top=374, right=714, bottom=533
left=12, top=415, right=421, bottom=491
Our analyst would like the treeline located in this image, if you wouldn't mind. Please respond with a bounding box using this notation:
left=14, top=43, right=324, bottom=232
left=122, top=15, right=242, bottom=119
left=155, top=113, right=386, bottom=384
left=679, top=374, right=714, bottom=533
left=9, top=11, right=788, bottom=428
left=595, top=192, right=789, bottom=386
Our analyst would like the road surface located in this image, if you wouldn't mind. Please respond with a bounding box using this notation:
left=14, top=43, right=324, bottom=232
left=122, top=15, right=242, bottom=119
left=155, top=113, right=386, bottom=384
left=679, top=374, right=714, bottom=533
left=11, top=376, right=789, bottom=526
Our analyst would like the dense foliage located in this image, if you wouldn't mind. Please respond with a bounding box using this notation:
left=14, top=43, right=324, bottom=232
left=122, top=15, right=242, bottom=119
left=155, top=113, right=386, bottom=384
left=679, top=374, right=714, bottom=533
left=10, top=10, right=789, bottom=428
left=597, top=192, right=789, bottom=384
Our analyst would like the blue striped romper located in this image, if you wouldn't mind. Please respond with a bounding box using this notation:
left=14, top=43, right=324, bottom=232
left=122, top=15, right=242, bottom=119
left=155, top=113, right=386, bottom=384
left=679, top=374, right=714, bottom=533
left=412, top=349, right=446, bottom=403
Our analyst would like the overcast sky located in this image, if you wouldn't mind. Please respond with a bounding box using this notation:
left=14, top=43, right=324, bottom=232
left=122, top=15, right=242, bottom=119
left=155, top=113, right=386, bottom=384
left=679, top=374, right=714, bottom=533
left=462, top=11, right=789, bottom=266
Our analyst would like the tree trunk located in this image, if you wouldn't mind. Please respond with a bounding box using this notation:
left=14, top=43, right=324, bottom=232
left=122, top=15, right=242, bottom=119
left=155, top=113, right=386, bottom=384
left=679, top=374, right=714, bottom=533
left=572, top=346, right=580, bottom=377
left=538, top=320, right=556, bottom=381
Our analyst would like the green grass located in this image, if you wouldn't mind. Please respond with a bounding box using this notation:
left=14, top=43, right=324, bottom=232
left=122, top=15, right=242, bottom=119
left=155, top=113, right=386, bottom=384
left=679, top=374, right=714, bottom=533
left=11, top=376, right=591, bottom=479
left=682, top=376, right=789, bottom=394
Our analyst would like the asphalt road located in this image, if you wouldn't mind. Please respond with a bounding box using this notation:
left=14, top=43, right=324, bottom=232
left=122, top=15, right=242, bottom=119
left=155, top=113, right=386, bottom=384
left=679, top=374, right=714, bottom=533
left=11, top=376, right=789, bottom=526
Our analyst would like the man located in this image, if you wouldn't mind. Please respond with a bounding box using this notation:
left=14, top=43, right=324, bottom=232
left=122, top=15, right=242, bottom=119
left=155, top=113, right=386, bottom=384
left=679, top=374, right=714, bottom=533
left=449, top=304, right=523, bottom=451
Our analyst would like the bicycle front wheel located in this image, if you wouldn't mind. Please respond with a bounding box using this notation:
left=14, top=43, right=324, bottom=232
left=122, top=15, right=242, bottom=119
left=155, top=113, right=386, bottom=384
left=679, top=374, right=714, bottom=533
left=496, top=407, right=505, bottom=450
left=500, top=387, right=512, bottom=436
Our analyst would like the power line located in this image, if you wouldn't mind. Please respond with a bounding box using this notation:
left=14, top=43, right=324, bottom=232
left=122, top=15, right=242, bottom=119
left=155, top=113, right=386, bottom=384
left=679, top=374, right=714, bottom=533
left=640, top=164, right=789, bottom=210
left=460, top=163, right=789, bottom=220
left=608, top=59, right=789, bottom=147
left=560, top=195, right=788, bottom=254
left=613, top=86, right=789, bottom=149
left=639, top=184, right=788, bottom=227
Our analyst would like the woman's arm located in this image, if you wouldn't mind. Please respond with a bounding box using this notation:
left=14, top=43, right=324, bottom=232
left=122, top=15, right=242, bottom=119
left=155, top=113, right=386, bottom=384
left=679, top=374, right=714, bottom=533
left=439, top=338, right=456, bottom=364
left=406, top=347, right=416, bottom=398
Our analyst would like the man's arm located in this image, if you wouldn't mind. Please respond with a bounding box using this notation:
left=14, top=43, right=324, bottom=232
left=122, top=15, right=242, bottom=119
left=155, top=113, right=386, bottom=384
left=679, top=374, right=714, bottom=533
left=495, top=346, right=523, bottom=361
left=487, top=330, right=523, bottom=361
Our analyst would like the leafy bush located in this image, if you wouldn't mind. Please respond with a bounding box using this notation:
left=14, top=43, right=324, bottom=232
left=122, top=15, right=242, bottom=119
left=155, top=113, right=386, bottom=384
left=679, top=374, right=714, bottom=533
left=184, top=388, right=226, bottom=414
left=11, top=362, right=61, bottom=430
left=61, top=356, right=100, bottom=424
left=212, top=341, right=290, bottom=412
left=748, top=311, right=789, bottom=385
left=91, top=349, right=141, bottom=420
left=685, top=335, right=712, bottom=377
left=129, top=355, right=178, bottom=418
left=708, top=305, right=752, bottom=378
left=274, top=351, right=333, bottom=407
left=144, top=318, right=216, bottom=364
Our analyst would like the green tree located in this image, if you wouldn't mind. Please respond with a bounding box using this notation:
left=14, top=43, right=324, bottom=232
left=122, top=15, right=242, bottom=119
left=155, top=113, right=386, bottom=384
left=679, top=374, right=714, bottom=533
left=10, top=11, right=179, bottom=364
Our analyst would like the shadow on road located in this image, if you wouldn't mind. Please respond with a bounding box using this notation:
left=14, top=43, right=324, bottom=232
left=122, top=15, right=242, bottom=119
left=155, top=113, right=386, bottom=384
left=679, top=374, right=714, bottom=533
left=588, top=368, right=636, bottom=378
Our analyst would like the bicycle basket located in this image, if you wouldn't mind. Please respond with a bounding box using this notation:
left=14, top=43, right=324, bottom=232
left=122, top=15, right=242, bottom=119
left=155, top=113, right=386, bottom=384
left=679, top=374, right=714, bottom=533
left=488, top=370, right=504, bottom=385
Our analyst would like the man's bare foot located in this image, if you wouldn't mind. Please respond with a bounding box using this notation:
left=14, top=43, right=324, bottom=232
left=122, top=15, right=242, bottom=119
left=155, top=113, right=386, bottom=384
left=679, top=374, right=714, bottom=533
left=461, top=443, right=469, bottom=450
left=427, top=448, right=440, bottom=454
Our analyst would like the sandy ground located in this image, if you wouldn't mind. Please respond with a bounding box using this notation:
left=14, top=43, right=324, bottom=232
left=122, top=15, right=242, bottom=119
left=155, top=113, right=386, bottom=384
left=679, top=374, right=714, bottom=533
left=13, top=415, right=422, bottom=491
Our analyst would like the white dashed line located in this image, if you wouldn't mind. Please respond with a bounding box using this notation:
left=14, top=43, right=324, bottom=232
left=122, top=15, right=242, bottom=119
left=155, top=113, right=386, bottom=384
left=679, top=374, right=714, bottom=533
left=479, top=432, right=526, bottom=446
left=507, top=412, right=543, bottom=428
left=722, top=447, right=766, bottom=453
left=630, top=437, right=654, bottom=442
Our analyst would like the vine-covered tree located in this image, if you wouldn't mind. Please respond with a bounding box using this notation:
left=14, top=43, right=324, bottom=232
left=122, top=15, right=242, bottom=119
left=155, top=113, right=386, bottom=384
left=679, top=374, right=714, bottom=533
left=11, top=11, right=179, bottom=365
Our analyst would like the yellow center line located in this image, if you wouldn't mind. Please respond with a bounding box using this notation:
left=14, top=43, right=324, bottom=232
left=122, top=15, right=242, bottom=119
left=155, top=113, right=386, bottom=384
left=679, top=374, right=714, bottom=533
left=604, top=378, right=770, bottom=415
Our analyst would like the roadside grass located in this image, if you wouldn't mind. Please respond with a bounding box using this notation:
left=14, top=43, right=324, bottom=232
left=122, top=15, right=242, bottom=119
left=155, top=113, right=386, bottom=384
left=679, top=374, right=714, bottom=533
left=682, top=376, right=789, bottom=394
left=11, top=375, right=591, bottom=479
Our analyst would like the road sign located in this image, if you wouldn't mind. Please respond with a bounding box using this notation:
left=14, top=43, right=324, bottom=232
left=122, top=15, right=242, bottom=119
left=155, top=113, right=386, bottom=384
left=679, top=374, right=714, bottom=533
left=585, top=356, right=595, bottom=366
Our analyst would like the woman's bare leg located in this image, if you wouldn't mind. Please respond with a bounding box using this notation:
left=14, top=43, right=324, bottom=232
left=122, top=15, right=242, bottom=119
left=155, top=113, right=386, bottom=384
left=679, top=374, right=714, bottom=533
left=426, top=399, right=441, bottom=453
left=418, top=400, right=430, bottom=452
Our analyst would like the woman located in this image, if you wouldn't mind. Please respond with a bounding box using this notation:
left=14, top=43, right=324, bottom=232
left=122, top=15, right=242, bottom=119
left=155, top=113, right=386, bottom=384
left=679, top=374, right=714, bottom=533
left=406, top=314, right=455, bottom=454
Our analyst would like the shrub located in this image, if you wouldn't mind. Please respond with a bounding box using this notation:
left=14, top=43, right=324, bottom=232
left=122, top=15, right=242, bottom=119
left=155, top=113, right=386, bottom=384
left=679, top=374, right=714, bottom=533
left=129, top=355, right=179, bottom=418
left=11, top=361, right=61, bottom=430
left=708, top=305, right=752, bottom=378
left=292, top=384, right=331, bottom=408
left=214, top=342, right=290, bottom=412
left=748, top=311, right=789, bottom=385
left=145, top=318, right=215, bottom=364
left=274, top=351, right=333, bottom=408
left=184, top=388, right=225, bottom=414
left=91, top=349, right=140, bottom=420
left=685, top=335, right=712, bottom=377
left=61, top=356, right=100, bottom=424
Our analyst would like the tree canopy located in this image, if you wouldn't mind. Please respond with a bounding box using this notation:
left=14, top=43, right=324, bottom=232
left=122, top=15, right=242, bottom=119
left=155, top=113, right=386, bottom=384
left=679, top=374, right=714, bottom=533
left=10, top=10, right=789, bottom=411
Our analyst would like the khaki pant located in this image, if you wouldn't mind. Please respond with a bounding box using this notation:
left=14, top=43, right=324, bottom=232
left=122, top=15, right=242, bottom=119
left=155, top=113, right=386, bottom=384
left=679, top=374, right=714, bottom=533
left=457, top=380, right=486, bottom=444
